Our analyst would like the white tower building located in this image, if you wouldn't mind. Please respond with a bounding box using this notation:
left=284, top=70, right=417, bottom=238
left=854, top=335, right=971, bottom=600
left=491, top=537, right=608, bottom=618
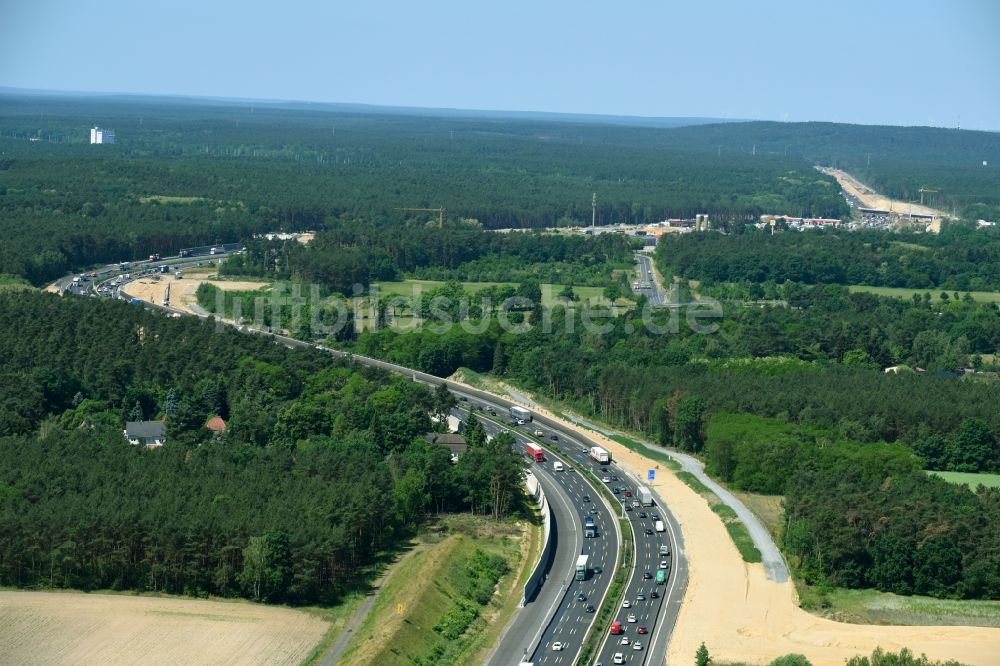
left=90, top=127, right=116, bottom=144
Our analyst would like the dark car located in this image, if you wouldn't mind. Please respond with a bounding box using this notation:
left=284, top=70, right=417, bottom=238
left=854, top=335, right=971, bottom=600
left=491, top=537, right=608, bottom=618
left=639, top=511, right=647, bottom=518
left=612, top=487, right=620, bottom=494
left=582, top=495, right=591, bottom=502
left=551, top=434, right=559, bottom=441
left=593, top=565, right=603, bottom=574
left=643, top=571, right=652, bottom=579
left=611, top=475, right=619, bottom=481
left=650, top=590, right=659, bottom=599
left=624, top=490, right=632, bottom=498
left=578, top=593, right=587, bottom=602
left=645, top=528, right=653, bottom=535
left=586, top=604, right=595, bottom=613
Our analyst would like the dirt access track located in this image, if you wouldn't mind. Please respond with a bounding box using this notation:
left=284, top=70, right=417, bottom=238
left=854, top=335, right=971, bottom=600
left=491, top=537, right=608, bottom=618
left=0, top=590, right=328, bottom=665
left=507, top=401, right=1000, bottom=666
left=122, top=271, right=269, bottom=315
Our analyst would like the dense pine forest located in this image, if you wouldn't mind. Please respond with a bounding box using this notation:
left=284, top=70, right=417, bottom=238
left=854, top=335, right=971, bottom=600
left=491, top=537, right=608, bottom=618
left=658, top=224, right=1000, bottom=291
left=4, top=93, right=1000, bottom=603
left=655, top=121, right=1000, bottom=217
left=221, top=219, right=639, bottom=294
left=0, top=292, right=526, bottom=603
left=0, top=93, right=852, bottom=285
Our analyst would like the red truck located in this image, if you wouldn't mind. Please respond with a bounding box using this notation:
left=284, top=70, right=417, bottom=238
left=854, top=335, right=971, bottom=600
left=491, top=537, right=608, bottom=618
left=525, top=442, right=544, bottom=462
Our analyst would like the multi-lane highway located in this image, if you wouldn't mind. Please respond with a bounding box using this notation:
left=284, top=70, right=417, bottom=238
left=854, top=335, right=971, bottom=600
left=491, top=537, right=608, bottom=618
left=526, top=419, right=685, bottom=666
left=56, top=258, right=688, bottom=666
left=52, top=243, right=244, bottom=296
left=464, top=395, right=685, bottom=666
left=456, top=403, right=619, bottom=666
left=633, top=253, right=668, bottom=307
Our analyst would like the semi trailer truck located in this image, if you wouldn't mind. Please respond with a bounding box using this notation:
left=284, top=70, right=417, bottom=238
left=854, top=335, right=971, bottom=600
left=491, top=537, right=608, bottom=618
left=510, top=406, right=531, bottom=423
left=589, top=446, right=610, bottom=464
left=638, top=486, right=653, bottom=506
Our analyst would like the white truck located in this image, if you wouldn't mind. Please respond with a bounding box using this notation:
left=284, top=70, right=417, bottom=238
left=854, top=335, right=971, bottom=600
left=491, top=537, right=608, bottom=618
left=655, top=520, right=665, bottom=533
left=589, top=446, right=610, bottom=465
left=638, top=485, right=653, bottom=506
left=575, top=554, right=588, bottom=580
left=510, top=405, right=531, bottom=423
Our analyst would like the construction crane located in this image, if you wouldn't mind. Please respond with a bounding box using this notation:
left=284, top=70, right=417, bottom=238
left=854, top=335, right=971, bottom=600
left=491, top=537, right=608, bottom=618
left=397, top=207, right=445, bottom=228
left=918, top=187, right=938, bottom=206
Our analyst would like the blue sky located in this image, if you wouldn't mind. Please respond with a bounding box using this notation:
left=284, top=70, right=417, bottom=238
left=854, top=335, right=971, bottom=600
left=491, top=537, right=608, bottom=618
left=2, top=0, right=998, bottom=130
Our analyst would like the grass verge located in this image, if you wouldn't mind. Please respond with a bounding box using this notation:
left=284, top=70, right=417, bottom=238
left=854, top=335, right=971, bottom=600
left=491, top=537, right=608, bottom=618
left=732, top=491, right=785, bottom=542
left=335, top=514, right=531, bottom=666
left=847, top=284, right=1000, bottom=304
left=711, top=504, right=763, bottom=564
left=795, top=582, right=1000, bottom=628
left=468, top=501, right=544, bottom=663
left=609, top=433, right=681, bottom=471
left=677, top=473, right=762, bottom=564
left=928, top=470, right=1000, bottom=489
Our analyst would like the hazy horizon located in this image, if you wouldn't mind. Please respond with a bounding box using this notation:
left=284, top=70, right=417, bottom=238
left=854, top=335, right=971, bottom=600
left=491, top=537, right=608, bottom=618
left=3, top=0, right=999, bottom=131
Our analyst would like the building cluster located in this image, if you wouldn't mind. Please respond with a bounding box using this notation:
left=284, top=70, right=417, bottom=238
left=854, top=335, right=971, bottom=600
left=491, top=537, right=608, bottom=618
left=756, top=215, right=842, bottom=232
left=123, top=416, right=228, bottom=448
left=90, top=126, right=115, bottom=144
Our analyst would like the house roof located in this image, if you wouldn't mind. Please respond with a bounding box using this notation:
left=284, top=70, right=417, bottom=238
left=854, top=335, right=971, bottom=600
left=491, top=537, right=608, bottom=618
left=125, top=420, right=166, bottom=438
left=423, top=432, right=468, bottom=454
left=205, top=416, right=227, bottom=432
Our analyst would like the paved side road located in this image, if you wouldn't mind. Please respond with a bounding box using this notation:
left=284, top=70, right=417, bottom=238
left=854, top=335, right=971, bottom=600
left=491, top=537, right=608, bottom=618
left=545, top=401, right=787, bottom=582
left=628, top=439, right=788, bottom=583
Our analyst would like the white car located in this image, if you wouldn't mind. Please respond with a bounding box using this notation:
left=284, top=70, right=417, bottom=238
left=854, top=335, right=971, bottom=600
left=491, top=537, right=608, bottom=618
left=603, top=476, right=611, bottom=483
left=551, top=641, right=564, bottom=651
left=620, top=636, right=630, bottom=645
left=659, top=560, right=668, bottom=569
left=613, top=653, right=625, bottom=665
left=627, top=613, right=636, bottom=623
left=622, top=599, right=631, bottom=608
left=633, top=642, right=643, bottom=651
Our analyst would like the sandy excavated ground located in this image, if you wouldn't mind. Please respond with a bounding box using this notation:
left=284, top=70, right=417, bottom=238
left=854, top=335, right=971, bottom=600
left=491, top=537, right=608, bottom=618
left=488, top=398, right=1000, bottom=666
left=122, top=274, right=269, bottom=315
left=0, top=590, right=328, bottom=666
left=818, top=167, right=949, bottom=223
